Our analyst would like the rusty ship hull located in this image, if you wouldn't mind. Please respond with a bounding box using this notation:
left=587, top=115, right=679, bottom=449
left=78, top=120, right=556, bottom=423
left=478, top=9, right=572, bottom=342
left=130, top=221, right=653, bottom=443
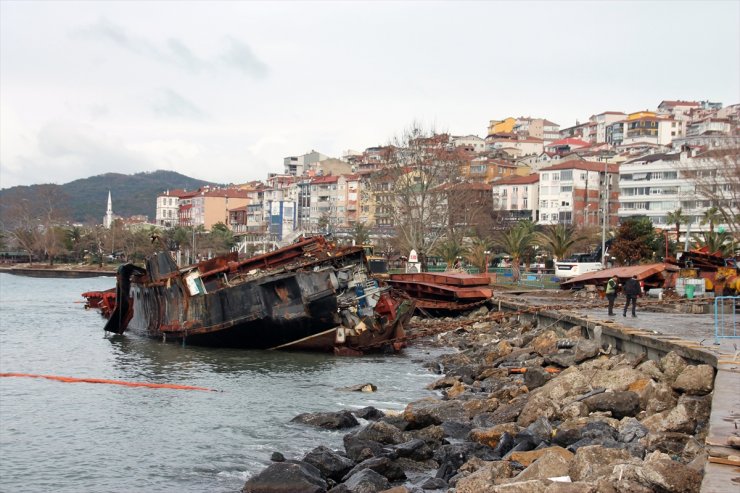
left=102, top=237, right=413, bottom=353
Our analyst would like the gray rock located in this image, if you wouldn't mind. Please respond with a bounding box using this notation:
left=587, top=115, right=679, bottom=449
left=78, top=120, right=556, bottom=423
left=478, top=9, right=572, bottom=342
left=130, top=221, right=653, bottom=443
left=618, top=417, right=648, bottom=443
left=242, top=461, right=327, bottom=493
left=644, top=432, right=692, bottom=456
left=270, top=451, right=285, bottom=462
left=403, top=398, right=468, bottom=428
left=343, top=435, right=386, bottom=463
left=524, top=366, right=551, bottom=389
left=342, top=456, right=405, bottom=482
left=393, top=439, right=433, bottom=461
left=583, top=391, right=640, bottom=419
left=341, top=468, right=390, bottom=493
left=292, top=411, right=360, bottom=430
left=352, top=407, right=385, bottom=421
left=303, top=446, right=355, bottom=482
left=574, top=339, right=600, bottom=363
left=420, top=477, right=447, bottom=490
left=354, top=421, right=405, bottom=445
left=658, top=351, right=687, bottom=383
left=545, top=351, right=577, bottom=368
left=569, top=445, right=631, bottom=481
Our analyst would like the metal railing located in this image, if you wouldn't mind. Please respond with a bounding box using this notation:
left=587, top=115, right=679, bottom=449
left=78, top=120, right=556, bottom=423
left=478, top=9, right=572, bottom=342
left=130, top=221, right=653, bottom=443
left=714, top=296, right=739, bottom=344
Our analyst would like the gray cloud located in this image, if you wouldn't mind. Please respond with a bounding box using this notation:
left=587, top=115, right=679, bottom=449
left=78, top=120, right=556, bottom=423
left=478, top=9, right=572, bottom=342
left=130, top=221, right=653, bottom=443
left=221, top=36, right=268, bottom=78
left=36, top=122, right=148, bottom=176
left=71, top=18, right=268, bottom=78
left=151, top=89, right=207, bottom=120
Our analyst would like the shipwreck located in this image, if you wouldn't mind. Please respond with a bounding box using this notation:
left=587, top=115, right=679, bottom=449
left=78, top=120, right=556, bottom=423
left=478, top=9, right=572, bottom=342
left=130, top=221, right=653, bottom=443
left=96, top=236, right=414, bottom=354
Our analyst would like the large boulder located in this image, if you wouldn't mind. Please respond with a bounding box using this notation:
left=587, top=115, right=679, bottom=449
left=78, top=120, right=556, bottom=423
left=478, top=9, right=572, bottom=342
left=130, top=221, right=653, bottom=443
left=640, top=402, right=695, bottom=434
left=403, top=398, right=467, bottom=428
left=292, top=411, right=359, bottom=430
left=342, top=456, right=405, bottom=482
left=569, top=445, right=631, bottom=482
left=243, top=461, right=327, bottom=493
left=524, top=366, right=551, bottom=390
left=354, top=421, right=405, bottom=445
left=509, top=446, right=573, bottom=467
left=341, top=468, right=390, bottom=493
left=659, top=351, right=687, bottom=383
left=672, top=364, right=714, bottom=395
left=618, top=417, right=648, bottom=443
left=641, top=382, right=678, bottom=416
left=343, top=435, right=386, bottom=463
left=303, top=446, right=355, bottom=482
left=513, top=448, right=573, bottom=482
left=590, top=368, right=646, bottom=392
left=393, top=438, right=433, bottom=461
left=583, top=391, right=640, bottom=419
left=469, top=422, right=522, bottom=448
left=453, top=461, right=516, bottom=493
left=609, top=451, right=702, bottom=493
left=517, top=393, right=559, bottom=426
left=531, top=330, right=559, bottom=356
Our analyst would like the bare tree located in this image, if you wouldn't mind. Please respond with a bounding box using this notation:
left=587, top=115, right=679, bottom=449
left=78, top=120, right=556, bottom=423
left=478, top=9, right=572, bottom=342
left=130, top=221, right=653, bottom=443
left=679, top=147, right=740, bottom=236
left=367, top=123, right=468, bottom=267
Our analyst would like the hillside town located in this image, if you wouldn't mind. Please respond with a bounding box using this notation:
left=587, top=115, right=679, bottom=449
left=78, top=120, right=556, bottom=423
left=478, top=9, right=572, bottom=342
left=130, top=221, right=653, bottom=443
left=125, top=99, right=738, bottom=258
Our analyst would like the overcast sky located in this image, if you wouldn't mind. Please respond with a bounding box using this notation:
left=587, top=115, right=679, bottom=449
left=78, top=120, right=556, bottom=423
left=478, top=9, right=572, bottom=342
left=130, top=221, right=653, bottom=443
left=1, top=1, right=738, bottom=189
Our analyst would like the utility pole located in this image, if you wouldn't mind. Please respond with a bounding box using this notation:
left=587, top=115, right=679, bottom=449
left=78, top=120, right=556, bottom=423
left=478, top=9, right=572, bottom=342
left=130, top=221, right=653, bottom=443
left=601, top=161, right=608, bottom=265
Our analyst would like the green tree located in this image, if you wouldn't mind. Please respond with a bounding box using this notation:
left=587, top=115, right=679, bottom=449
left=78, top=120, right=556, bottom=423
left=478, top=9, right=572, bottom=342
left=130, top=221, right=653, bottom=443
left=693, top=230, right=733, bottom=256
left=666, top=208, right=688, bottom=243
left=492, top=223, right=534, bottom=282
left=534, top=224, right=584, bottom=261
left=465, top=236, right=492, bottom=273
left=610, top=217, right=661, bottom=265
left=351, top=222, right=371, bottom=246
left=700, top=206, right=722, bottom=233
left=209, top=222, right=235, bottom=254
left=433, top=236, right=468, bottom=269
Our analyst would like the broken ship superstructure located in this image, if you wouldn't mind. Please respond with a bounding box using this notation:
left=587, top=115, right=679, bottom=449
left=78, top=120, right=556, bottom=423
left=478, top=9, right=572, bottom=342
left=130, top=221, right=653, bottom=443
left=103, top=236, right=414, bottom=354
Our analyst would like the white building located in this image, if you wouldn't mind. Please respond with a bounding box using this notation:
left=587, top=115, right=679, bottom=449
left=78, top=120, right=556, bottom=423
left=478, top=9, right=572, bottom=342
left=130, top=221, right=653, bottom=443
left=491, top=174, right=539, bottom=222
left=155, top=189, right=185, bottom=228
left=617, top=149, right=738, bottom=237
left=283, top=150, right=330, bottom=176
left=451, top=135, right=487, bottom=153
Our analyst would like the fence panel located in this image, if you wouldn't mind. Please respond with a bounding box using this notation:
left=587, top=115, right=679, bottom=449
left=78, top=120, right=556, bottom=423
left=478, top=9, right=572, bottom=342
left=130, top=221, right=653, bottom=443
left=714, top=296, right=739, bottom=344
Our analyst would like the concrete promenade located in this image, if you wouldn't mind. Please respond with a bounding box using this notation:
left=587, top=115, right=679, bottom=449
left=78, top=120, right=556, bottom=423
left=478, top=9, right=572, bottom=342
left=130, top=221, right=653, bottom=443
left=496, top=293, right=740, bottom=492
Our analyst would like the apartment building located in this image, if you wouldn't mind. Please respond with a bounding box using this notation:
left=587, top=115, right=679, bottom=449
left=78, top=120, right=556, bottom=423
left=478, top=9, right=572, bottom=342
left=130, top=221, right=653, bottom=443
left=190, top=188, right=250, bottom=230
left=491, top=174, right=539, bottom=222
left=155, top=189, right=187, bottom=228
left=617, top=149, right=737, bottom=236
left=537, top=161, right=619, bottom=227
left=283, top=150, right=330, bottom=176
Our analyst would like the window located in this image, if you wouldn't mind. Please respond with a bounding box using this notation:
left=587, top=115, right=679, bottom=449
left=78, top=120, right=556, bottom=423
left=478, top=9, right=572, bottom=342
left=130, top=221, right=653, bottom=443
left=560, top=185, right=573, bottom=192
left=541, top=173, right=549, bottom=181
left=560, top=170, right=573, bottom=181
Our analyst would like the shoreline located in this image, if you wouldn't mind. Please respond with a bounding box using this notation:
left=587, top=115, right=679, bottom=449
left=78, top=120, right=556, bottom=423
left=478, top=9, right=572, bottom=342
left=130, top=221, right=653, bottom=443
left=0, top=265, right=118, bottom=278
left=242, top=300, right=730, bottom=493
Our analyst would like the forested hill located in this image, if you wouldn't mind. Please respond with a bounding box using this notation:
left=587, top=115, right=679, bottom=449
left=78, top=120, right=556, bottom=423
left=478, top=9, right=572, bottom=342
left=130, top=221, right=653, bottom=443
left=0, top=170, right=217, bottom=225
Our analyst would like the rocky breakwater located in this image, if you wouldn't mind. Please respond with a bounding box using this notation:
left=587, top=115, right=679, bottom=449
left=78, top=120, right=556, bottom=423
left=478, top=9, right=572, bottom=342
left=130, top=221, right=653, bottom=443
left=242, top=308, right=715, bottom=493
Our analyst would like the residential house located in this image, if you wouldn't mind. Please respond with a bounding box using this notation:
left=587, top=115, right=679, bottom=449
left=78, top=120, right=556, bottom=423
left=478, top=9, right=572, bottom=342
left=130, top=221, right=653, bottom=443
left=491, top=174, right=539, bottom=222
left=155, top=189, right=187, bottom=228
left=617, top=148, right=737, bottom=237
left=190, top=188, right=250, bottom=230
left=589, top=112, right=626, bottom=144
left=487, top=117, right=516, bottom=137
left=537, top=160, right=619, bottom=228
left=283, top=150, right=330, bottom=176
left=545, top=138, right=591, bottom=155
left=452, top=135, right=487, bottom=153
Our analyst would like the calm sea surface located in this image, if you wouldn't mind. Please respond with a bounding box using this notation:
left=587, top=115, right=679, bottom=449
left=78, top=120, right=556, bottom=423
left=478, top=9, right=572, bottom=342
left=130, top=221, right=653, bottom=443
left=0, top=273, right=443, bottom=492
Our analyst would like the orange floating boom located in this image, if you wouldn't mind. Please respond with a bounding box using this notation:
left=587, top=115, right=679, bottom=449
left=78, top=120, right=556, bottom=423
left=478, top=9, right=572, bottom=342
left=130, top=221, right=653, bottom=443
left=0, top=373, right=217, bottom=392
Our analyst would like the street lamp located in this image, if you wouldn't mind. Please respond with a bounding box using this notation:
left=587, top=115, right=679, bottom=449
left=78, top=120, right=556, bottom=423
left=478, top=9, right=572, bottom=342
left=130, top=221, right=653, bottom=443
left=484, top=250, right=491, bottom=274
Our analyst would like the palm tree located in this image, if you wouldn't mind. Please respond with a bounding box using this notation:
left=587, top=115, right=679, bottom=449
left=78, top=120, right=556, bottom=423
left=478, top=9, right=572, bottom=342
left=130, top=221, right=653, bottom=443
left=666, top=208, right=688, bottom=243
left=465, top=236, right=492, bottom=273
left=492, top=223, right=534, bottom=282
left=433, top=237, right=467, bottom=270
left=701, top=206, right=722, bottom=233
left=534, top=224, right=584, bottom=262
left=693, top=231, right=733, bottom=257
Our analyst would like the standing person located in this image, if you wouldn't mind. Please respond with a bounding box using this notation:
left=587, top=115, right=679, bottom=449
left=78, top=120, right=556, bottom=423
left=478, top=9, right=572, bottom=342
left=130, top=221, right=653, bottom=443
left=605, top=275, right=619, bottom=316
left=623, top=275, right=641, bottom=317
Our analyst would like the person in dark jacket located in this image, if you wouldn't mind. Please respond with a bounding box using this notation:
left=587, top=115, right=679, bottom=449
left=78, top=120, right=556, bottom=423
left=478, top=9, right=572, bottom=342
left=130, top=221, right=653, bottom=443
left=605, top=275, right=619, bottom=316
left=623, top=275, right=641, bottom=317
